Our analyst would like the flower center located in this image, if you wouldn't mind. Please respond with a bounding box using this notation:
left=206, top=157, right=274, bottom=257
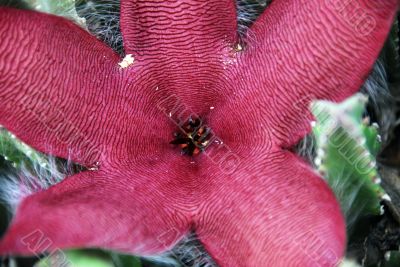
left=170, top=117, right=212, bottom=156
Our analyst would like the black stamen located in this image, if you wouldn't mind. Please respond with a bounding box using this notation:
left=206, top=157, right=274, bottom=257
left=170, top=117, right=212, bottom=156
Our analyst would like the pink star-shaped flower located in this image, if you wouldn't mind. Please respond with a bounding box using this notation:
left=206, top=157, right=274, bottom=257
left=0, top=0, right=398, bottom=266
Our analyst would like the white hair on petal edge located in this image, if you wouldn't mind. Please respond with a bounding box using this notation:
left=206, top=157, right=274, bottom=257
left=295, top=134, right=316, bottom=166
left=0, top=156, right=67, bottom=215
left=143, top=233, right=217, bottom=267
left=361, top=60, right=395, bottom=143
left=75, top=0, right=123, bottom=54
left=236, top=0, right=271, bottom=37
left=170, top=233, right=216, bottom=267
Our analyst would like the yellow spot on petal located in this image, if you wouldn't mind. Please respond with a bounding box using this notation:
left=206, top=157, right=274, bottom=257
left=234, top=43, right=243, bottom=52
left=118, top=54, right=135, bottom=69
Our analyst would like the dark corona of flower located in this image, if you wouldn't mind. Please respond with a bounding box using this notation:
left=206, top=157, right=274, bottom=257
left=170, top=117, right=212, bottom=156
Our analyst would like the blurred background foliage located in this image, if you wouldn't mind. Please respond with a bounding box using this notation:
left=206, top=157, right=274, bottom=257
left=0, top=0, right=400, bottom=266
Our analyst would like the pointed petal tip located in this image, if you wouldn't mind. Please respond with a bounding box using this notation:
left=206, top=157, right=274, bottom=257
left=0, top=234, right=20, bottom=257
left=0, top=226, right=52, bottom=257
left=0, top=231, right=21, bottom=257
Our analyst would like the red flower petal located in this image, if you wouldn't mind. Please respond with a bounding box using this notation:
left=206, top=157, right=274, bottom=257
left=0, top=170, right=190, bottom=255
left=195, top=151, right=345, bottom=267
left=224, top=0, right=398, bottom=148
left=120, top=0, right=237, bottom=56
left=120, top=0, right=238, bottom=114
left=0, top=8, right=121, bottom=166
